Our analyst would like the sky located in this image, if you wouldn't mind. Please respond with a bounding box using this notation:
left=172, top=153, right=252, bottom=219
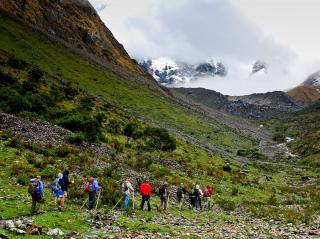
left=89, top=0, right=320, bottom=95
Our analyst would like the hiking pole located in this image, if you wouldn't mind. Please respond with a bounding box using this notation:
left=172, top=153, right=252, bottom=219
left=132, top=192, right=135, bottom=209
left=80, top=197, right=89, bottom=209
left=111, top=197, right=123, bottom=211
left=94, top=190, right=102, bottom=212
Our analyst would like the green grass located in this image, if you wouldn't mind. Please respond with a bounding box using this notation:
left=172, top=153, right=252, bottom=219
left=0, top=16, right=253, bottom=153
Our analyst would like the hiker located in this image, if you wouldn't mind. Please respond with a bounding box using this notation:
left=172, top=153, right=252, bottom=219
left=203, top=185, right=213, bottom=209
left=176, top=183, right=187, bottom=209
left=158, top=182, right=170, bottom=211
left=28, top=176, right=44, bottom=215
left=122, top=178, right=134, bottom=210
left=194, top=184, right=203, bottom=210
left=52, top=173, right=65, bottom=210
left=60, top=170, right=71, bottom=197
left=139, top=179, right=152, bottom=211
left=85, top=177, right=102, bottom=210
left=189, top=183, right=196, bottom=209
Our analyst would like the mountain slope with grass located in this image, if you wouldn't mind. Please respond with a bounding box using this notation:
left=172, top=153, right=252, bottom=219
left=0, top=0, right=147, bottom=76
left=0, top=6, right=319, bottom=239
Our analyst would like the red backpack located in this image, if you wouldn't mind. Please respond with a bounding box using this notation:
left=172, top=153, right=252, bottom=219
left=140, top=182, right=151, bottom=196
left=84, top=178, right=94, bottom=192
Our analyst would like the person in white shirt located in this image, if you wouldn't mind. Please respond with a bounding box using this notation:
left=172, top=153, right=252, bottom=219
left=122, top=178, right=134, bottom=210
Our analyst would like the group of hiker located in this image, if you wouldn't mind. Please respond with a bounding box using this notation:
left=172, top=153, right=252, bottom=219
left=28, top=172, right=214, bottom=215
left=28, top=170, right=71, bottom=215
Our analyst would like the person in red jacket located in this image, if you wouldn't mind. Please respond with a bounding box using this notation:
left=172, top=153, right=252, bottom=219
left=140, top=179, right=152, bottom=211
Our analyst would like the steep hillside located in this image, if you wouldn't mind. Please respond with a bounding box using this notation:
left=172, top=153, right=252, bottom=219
left=173, top=88, right=303, bottom=119
left=0, top=0, right=146, bottom=76
left=0, top=15, right=265, bottom=156
left=287, top=85, right=320, bottom=105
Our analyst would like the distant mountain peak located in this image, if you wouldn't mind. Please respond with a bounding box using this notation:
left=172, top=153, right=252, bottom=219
left=303, top=71, right=320, bottom=86
left=139, top=57, right=227, bottom=85
left=250, top=60, right=267, bottom=76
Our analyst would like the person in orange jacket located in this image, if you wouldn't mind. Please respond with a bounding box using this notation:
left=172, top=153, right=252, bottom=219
left=139, top=178, right=152, bottom=211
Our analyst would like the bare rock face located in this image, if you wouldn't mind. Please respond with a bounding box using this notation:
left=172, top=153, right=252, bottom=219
left=174, top=88, right=304, bottom=119
left=0, top=0, right=146, bottom=76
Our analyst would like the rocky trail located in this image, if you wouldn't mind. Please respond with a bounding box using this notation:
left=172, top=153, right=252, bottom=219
left=1, top=207, right=319, bottom=239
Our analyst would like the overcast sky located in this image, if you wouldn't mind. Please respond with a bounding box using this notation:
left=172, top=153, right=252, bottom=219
left=89, top=0, right=320, bottom=95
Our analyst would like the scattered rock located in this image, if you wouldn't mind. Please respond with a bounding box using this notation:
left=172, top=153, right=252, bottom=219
left=47, top=228, right=64, bottom=237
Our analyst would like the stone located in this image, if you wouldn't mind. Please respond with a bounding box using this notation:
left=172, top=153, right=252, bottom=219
left=47, top=228, right=64, bottom=237
left=4, top=220, right=15, bottom=229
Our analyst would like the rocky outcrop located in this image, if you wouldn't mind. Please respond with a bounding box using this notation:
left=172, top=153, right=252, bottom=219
left=174, top=88, right=304, bottom=119
left=0, top=112, right=111, bottom=155
left=0, top=0, right=146, bottom=76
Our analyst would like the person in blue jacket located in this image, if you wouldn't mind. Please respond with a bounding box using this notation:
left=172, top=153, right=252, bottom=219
left=52, top=173, right=65, bottom=210
left=85, top=177, right=101, bottom=210
left=29, top=176, right=44, bottom=215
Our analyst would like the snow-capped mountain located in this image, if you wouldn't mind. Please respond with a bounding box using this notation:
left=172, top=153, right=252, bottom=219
left=250, top=60, right=267, bottom=76
left=138, top=57, right=227, bottom=85
left=303, top=71, right=320, bottom=86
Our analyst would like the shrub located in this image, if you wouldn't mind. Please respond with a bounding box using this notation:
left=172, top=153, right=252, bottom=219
left=57, top=144, right=73, bottom=157
left=80, top=96, right=94, bottom=111
left=222, top=165, right=232, bottom=172
left=40, top=167, right=56, bottom=180
left=124, top=156, right=153, bottom=170
left=28, top=67, right=43, bottom=83
left=123, top=122, right=142, bottom=139
left=57, top=111, right=103, bottom=142
left=0, top=71, right=18, bottom=84
left=267, top=194, right=278, bottom=206
left=215, top=196, right=236, bottom=211
left=7, top=56, right=27, bottom=69
left=67, top=132, right=86, bottom=144
left=17, top=173, right=31, bottom=185
left=10, top=162, right=35, bottom=176
left=0, top=87, right=32, bottom=113
left=143, top=127, right=176, bottom=151
left=231, top=186, right=239, bottom=196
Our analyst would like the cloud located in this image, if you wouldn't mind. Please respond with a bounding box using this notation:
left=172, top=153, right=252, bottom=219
left=89, top=0, right=320, bottom=94
left=95, top=0, right=293, bottom=63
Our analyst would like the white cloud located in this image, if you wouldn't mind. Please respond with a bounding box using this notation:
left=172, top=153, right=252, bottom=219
left=89, top=0, right=320, bottom=94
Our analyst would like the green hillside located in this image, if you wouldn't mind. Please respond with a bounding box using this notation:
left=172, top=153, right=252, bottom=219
left=0, top=15, right=319, bottom=238
left=265, top=101, right=320, bottom=167
left=0, top=16, right=253, bottom=154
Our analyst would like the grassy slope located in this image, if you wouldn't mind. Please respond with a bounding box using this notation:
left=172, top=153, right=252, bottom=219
left=0, top=15, right=319, bottom=238
left=265, top=101, right=320, bottom=167
left=0, top=16, right=252, bottom=153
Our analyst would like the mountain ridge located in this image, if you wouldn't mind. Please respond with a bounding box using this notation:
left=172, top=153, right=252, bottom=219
left=173, top=87, right=304, bottom=119
left=0, top=0, right=148, bottom=77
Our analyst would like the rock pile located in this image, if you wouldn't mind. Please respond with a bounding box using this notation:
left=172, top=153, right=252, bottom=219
left=0, top=112, right=69, bottom=148
left=0, top=218, right=41, bottom=235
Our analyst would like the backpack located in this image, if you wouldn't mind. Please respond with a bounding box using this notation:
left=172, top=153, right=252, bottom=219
left=51, top=179, right=61, bottom=192
left=194, top=188, right=201, bottom=197
left=203, top=189, right=210, bottom=197
left=177, top=187, right=183, bottom=197
left=122, top=182, right=128, bottom=194
left=140, top=183, right=151, bottom=197
left=84, top=182, right=93, bottom=192
left=28, top=180, right=38, bottom=195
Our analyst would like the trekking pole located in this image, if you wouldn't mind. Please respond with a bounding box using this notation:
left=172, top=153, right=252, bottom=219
left=94, top=190, right=102, bottom=212
left=132, top=192, right=135, bottom=209
left=111, top=197, right=123, bottom=211
left=80, top=197, right=89, bottom=209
